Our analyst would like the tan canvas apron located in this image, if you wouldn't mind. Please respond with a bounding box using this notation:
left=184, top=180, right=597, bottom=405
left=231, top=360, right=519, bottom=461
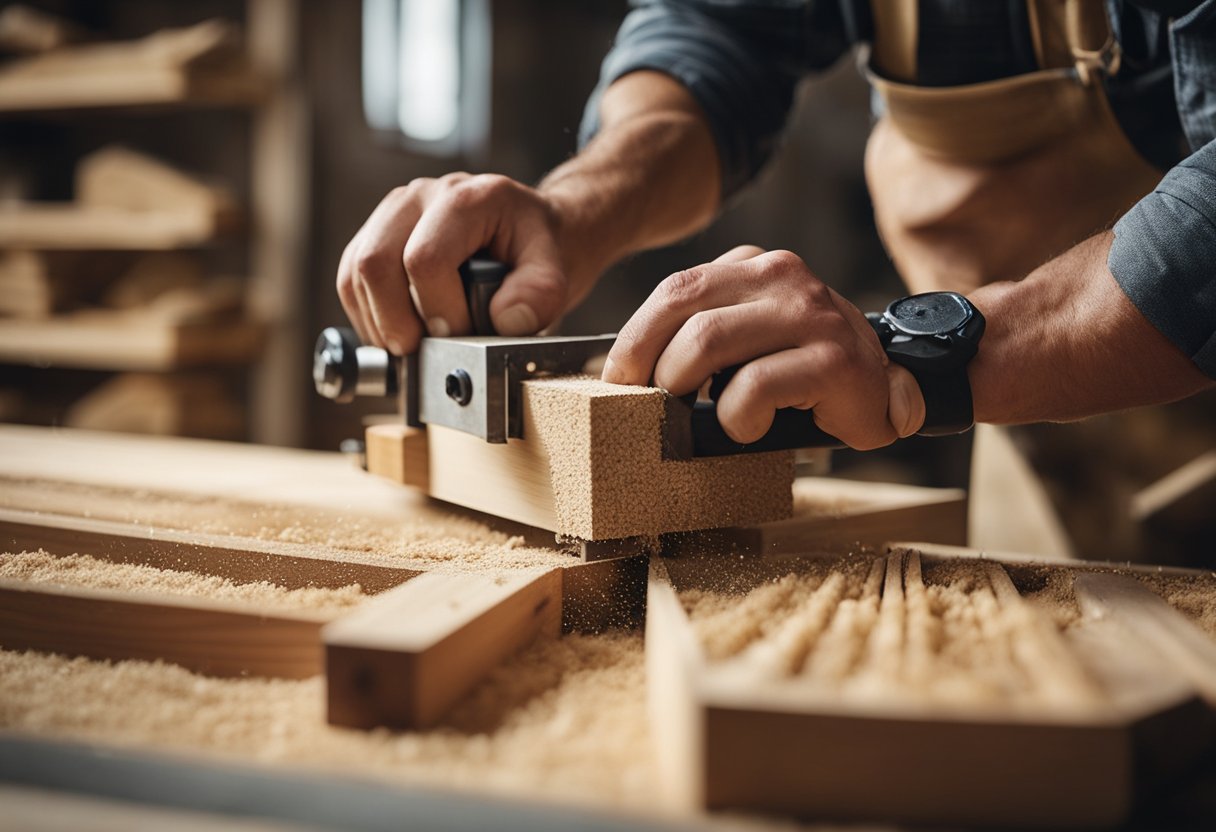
left=863, top=0, right=1164, bottom=294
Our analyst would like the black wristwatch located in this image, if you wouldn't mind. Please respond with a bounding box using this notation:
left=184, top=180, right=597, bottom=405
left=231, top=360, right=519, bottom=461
left=866, top=292, right=986, bottom=437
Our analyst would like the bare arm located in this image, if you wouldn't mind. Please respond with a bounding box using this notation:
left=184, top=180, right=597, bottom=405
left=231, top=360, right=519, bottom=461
left=969, top=231, right=1213, bottom=424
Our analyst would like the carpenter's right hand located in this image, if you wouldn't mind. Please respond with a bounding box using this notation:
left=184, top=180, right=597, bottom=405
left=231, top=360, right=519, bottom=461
left=336, top=172, right=569, bottom=354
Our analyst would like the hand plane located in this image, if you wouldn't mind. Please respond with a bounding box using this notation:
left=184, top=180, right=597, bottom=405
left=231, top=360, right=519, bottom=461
left=313, top=255, right=842, bottom=456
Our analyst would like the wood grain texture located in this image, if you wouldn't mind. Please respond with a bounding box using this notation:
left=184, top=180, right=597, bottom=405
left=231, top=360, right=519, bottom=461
left=324, top=569, right=562, bottom=730
left=0, top=507, right=419, bottom=593
left=370, top=376, right=795, bottom=541
left=645, top=548, right=1212, bottom=828
left=0, top=579, right=325, bottom=678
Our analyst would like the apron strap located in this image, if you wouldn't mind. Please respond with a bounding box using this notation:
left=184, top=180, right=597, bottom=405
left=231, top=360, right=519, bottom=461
left=870, top=0, right=917, bottom=83
left=1028, top=0, right=1120, bottom=84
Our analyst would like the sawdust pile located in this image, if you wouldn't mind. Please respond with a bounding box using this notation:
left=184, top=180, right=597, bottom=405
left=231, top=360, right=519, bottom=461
left=0, top=477, right=571, bottom=573
left=0, top=631, right=655, bottom=808
left=678, top=550, right=1104, bottom=709
left=0, top=550, right=365, bottom=617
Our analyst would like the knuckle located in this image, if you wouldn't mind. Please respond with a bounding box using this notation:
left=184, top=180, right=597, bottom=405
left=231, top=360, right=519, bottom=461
left=685, top=311, right=725, bottom=354
left=354, top=249, right=397, bottom=283
left=400, top=244, right=439, bottom=280
left=764, top=249, right=804, bottom=272
left=657, top=267, right=706, bottom=306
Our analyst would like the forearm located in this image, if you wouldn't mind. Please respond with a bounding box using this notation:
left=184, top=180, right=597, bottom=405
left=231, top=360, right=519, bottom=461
left=540, top=70, right=721, bottom=299
left=969, top=232, right=1213, bottom=425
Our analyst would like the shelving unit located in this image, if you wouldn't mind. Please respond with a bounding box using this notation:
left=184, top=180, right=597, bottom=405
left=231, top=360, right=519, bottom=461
left=0, top=0, right=306, bottom=445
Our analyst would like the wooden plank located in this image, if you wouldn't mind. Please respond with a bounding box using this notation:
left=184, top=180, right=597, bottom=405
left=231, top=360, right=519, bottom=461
left=0, top=20, right=265, bottom=112
left=1075, top=572, right=1216, bottom=704
left=324, top=569, right=562, bottom=730
left=0, top=578, right=324, bottom=679
left=0, top=205, right=228, bottom=250
left=0, top=507, right=419, bottom=593
left=645, top=549, right=1211, bottom=827
left=369, top=376, right=795, bottom=541
left=0, top=312, right=263, bottom=370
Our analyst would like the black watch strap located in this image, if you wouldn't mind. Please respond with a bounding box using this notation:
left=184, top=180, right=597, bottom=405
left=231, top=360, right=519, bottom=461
left=905, top=365, right=975, bottom=436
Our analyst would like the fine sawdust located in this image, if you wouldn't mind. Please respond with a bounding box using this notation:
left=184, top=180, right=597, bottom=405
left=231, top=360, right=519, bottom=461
left=0, top=631, right=655, bottom=809
left=1136, top=572, right=1216, bottom=638
left=0, top=550, right=365, bottom=618
left=678, top=551, right=1106, bottom=709
left=0, top=477, right=573, bottom=573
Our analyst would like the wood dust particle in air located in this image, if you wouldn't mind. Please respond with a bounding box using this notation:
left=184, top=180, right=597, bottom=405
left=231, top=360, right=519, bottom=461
left=0, top=550, right=365, bottom=617
left=0, top=630, right=656, bottom=808
left=679, top=552, right=1109, bottom=708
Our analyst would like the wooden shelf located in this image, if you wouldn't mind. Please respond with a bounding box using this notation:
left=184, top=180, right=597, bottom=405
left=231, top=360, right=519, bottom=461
left=0, top=68, right=266, bottom=114
left=0, top=311, right=264, bottom=370
left=0, top=205, right=233, bottom=250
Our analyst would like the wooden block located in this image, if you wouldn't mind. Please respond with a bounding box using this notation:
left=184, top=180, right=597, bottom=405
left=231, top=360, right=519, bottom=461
left=0, top=578, right=325, bottom=679
left=77, top=145, right=238, bottom=229
left=377, top=377, right=795, bottom=541
left=365, top=423, right=428, bottom=490
left=0, top=5, right=87, bottom=54
left=324, top=569, right=562, bottom=730
left=646, top=551, right=1212, bottom=827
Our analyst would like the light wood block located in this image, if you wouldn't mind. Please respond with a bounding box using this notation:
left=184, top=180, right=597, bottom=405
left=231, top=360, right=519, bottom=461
left=364, top=423, right=428, bottom=490
left=0, top=578, right=325, bottom=679
left=369, top=376, right=795, bottom=541
left=0, top=20, right=264, bottom=112
left=324, top=569, right=563, bottom=730
left=646, top=549, right=1214, bottom=827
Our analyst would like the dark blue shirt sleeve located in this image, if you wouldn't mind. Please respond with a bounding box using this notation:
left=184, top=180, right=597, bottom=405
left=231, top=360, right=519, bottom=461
left=578, top=1, right=851, bottom=198
left=1109, top=138, right=1216, bottom=377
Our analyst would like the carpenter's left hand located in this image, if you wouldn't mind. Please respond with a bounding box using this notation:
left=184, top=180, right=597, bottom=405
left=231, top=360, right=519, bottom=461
left=601, top=246, right=925, bottom=450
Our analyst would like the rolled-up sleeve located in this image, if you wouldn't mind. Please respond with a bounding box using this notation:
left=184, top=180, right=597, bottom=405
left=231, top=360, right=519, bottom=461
left=1109, top=138, right=1216, bottom=377
left=578, top=1, right=851, bottom=198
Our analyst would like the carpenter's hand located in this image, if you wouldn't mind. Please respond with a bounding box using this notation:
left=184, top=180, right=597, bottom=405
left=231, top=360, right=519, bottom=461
left=601, top=246, right=925, bottom=450
left=337, top=173, right=568, bottom=353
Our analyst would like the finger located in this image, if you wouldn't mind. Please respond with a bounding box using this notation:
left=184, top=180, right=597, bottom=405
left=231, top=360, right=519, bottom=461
left=603, top=259, right=767, bottom=386
left=886, top=364, right=925, bottom=438
left=716, top=346, right=898, bottom=449
left=652, top=300, right=798, bottom=396
left=336, top=239, right=371, bottom=344
left=354, top=188, right=429, bottom=352
left=828, top=288, right=889, bottom=367
left=712, top=244, right=766, bottom=264
left=488, top=217, right=567, bottom=336
left=403, top=178, right=514, bottom=336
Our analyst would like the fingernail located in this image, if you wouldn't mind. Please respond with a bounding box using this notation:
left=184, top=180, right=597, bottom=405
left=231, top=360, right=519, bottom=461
left=426, top=317, right=451, bottom=337
left=386, top=339, right=404, bottom=355
left=496, top=304, right=538, bottom=336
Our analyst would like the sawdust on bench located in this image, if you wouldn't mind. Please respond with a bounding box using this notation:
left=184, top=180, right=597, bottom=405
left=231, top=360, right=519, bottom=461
left=0, top=550, right=365, bottom=618
left=0, top=477, right=572, bottom=573
left=0, top=630, right=655, bottom=810
left=677, top=551, right=1106, bottom=709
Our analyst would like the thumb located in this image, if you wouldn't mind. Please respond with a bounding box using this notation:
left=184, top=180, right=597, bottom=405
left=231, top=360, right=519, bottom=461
left=488, top=241, right=567, bottom=336
left=886, top=365, right=925, bottom=438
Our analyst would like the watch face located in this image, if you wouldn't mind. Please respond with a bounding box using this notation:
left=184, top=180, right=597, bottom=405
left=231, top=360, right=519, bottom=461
left=888, top=292, right=970, bottom=336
